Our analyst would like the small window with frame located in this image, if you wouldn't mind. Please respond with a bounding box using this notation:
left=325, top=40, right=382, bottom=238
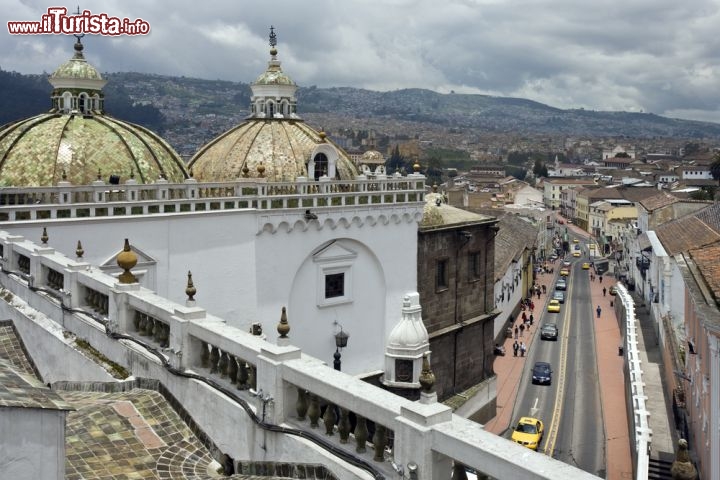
left=437, top=258, right=449, bottom=290
left=469, top=251, right=481, bottom=281
left=314, top=241, right=357, bottom=307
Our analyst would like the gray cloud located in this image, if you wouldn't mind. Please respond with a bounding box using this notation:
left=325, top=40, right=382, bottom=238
left=2, top=0, right=720, bottom=123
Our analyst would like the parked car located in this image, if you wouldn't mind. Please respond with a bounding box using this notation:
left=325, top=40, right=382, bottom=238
left=547, top=299, right=561, bottom=313
left=556, top=279, right=567, bottom=291
left=552, top=290, right=565, bottom=303
left=532, top=361, right=553, bottom=385
left=540, top=323, right=558, bottom=341
left=609, top=285, right=617, bottom=295
left=511, top=417, right=544, bottom=450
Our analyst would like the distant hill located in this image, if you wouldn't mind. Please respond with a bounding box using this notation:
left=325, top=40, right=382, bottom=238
left=4, top=69, right=720, bottom=140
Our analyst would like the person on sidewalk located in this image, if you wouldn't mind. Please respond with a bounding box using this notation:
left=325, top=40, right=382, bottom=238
left=603, top=287, right=607, bottom=297
left=529, top=313, right=534, bottom=326
left=520, top=342, right=526, bottom=357
left=514, top=325, right=519, bottom=339
left=519, top=323, right=525, bottom=337
left=599, top=275, right=603, bottom=283
left=513, top=340, right=519, bottom=357
left=596, top=305, right=602, bottom=318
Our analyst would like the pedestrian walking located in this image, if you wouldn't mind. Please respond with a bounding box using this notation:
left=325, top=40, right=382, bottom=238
left=514, top=326, right=519, bottom=339
left=596, top=305, right=602, bottom=318
left=520, top=342, right=526, bottom=357
left=530, top=301, right=535, bottom=312
left=603, top=287, right=607, bottom=297
left=542, top=285, right=547, bottom=295
left=529, top=313, right=534, bottom=326
left=513, top=340, right=519, bottom=357
left=522, top=311, right=527, bottom=323
left=537, top=289, right=541, bottom=299
left=599, top=275, right=603, bottom=284
left=519, top=323, right=525, bottom=337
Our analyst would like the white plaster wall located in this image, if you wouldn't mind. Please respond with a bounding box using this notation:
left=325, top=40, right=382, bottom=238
left=3, top=207, right=419, bottom=376
left=255, top=213, right=418, bottom=375
left=4, top=212, right=260, bottom=327
left=0, top=409, right=65, bottom=480
left=0, top=291, right=117, bottom=383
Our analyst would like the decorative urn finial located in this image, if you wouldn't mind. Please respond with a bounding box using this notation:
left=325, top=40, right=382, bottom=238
left=670, top=439, right=698, bottom=480
left=116, top=238, right=138, bottom=284
left=413, top=161, right=421, bottom=173
left=277, top=306, right=290, bottom=338
left=185, top=271, right=196, bottom=302
left=40, top=227, right=49, bottom=245
left=257, top=162, right=266, bottom=178
left=76, top=240, right=84, bottom=259
left=241, top=164, right=250, bottom=178
left=419, top=353, right=435, bottom=393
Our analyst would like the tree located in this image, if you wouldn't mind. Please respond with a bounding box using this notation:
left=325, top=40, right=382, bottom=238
left=386, top=145, right=408, bottom=174
left=533, top=159, right=548, bottom=178
left=614, top=152, right=630, bottom=158
left=710, top=153, right=720, bottom=186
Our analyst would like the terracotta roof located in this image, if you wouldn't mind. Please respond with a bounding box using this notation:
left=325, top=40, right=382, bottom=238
left=493, top=213, right=538, bottom=281
left=640, top=192, right=679, bottom=212
left=688, top=241, right=720, bottom=306
left=655, top=203, right=720, bottom=255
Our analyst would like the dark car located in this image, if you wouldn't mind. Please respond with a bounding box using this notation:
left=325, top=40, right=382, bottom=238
left=556, top=279, right=567, bottom=291
left=552, top=290, right=565, bottom=304
left=532, top=361, right=552, bottom=385
left=540, top=323, right=558, bottom=341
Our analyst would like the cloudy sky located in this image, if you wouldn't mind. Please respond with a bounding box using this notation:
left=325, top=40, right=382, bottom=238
left=3, top=0, right=720, bottom=124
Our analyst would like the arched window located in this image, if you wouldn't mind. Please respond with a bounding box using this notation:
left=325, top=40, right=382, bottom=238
left=267, top=101, right=275, bottom=117
left=78, top=93, right=88, bottom=113
left=313, top=153, right=328, bottom=180
left=62, top=92, right=72, bottom=113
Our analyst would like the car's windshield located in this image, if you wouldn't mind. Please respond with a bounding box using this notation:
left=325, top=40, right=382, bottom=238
left=516, top=423, right=537, bottom=434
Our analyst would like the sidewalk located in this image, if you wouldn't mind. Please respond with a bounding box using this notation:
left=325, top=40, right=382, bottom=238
left=589, top=269, right=632, bottom=480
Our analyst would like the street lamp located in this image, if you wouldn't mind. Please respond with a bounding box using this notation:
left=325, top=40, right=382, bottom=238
left=333, top=327, right=349, bottom=371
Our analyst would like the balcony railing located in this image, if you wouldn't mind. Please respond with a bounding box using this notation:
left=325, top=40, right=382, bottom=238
left=0, top=176, right=426, bottom=223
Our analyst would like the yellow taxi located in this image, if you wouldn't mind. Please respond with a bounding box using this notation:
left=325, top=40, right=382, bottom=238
left=511, top=417, right=544, bottom=450
left=572, top=250, right=581, bottom=257
left=560, top=267, right=570, bottom=276
left=547, top=299, right=561, bottom=313
left=582, top=262, right=590, bottom=270
left=573, top=238, right=579, bottom=244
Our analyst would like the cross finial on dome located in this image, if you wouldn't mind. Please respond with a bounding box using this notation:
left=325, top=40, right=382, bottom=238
left=73, top=6, right=85, bottom=44
left=269, top=26, right=277, bottom=47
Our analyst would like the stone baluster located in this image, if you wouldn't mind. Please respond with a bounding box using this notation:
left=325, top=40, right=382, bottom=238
left=452, top=463, right=468, bottom=480
left=354, top=415, right=368, bottom=453
left=152, top=319, right=161, bottom=343
left=338, top=408, right=351, bottom=444
left=133, top=311, right=141, bottom=332
left=227, top=355, right=238, bottom=384
left=295, top=388, right=308, bottom=420
left=218, top=351, right=229, bottom=378
left=372, top=424, right=387, bottom=461
left=209, top=346, right=220, bottom=373
left=307, top=394, right=320, bottom=428
left=236, top=362, right=248, bottom=390
left=137, top=314, right=148, bottom=336
left=198, top=341, right=209, bottom=368
left=160, top=323, right=170, bottom=348
left=248, top=364, right=257, bottom=390
left=322, top=402, right=336, bottom=435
